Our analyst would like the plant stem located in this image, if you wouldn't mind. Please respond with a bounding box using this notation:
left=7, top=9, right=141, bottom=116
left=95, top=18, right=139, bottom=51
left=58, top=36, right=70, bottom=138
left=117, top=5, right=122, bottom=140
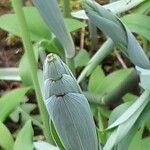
left=62, top=0, right=71, bottom=17
left=78, top=38, right=114, bottom=83
left=12, top=0, right=53, bottom=143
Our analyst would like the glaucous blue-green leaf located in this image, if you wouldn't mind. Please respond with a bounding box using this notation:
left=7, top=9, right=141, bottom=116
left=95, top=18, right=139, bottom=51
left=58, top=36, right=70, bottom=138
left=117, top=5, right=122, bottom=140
left=84, top=0, right=150, bottom=70
left=77, top=38, right=114, bottom=83
left=108, top=91, right=150, bottom=129
left=85, top=0, right=127, bottom=46
left=14, top=120, right=33, bottom=150
left=121, top=14, right=150, bottom=40
left=104, top=91, right=150, bottom=150
left=108, top=101, right=133, bottom=126
left=0, top=121, right=14, bottom=150
left=0, top=87, right=30, bottom=122
left=33, top=0, right=75, bottom=58
left=46, top=94, right=98, bottom=150
left=136, top=66, right=150, bottom=89
left=0, top=68, right=21, bottom=81
left=34, top=141, right=59, bottom=150
left=43, top=54, right=98, bottom=150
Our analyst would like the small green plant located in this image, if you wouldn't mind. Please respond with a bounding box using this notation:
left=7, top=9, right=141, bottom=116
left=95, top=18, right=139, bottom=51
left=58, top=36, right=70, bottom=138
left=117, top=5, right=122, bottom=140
left=0, top=0, right=150, bottom=150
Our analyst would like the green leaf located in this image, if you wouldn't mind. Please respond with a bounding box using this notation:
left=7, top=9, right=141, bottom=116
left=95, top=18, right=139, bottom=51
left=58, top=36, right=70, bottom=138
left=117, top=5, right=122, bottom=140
left=122, top=93, right=138, bottom=102
left=75, top=49, right=90, bottom=68
left=0, top=87, right=30, bottom=122
left=108, top=91, right=150, bottom=129
left=88, top=66, right=105, bottom=92
left=85, top=1, right=127, bottom=47
left=0, top=7, right=51, bottom=41
left=128, top=127, right=143, bottom=150
left=117, top=124, right=139, bottom=150
left=104, top=91, right=150, bottom=150
left=0, top=121, right=14, bottom=150
left=85, top=0, right=150, bottom=69
left=122, top=14, right=150, bottom=40
left=108, top=101, right=133, bottom=126
left=46, top=94, right=98, bottom=150
left=33, top=0, right=75, bottom=58
left=50, top=121, right=65, bottom=150
left=95, top=68, right=134, bottom=94
left=141, top=137, right=150, bottom=150
left=44, top=54, right=98, bottom=150
left=65, top=18, right=86, bottom=32
left=19, top=54, right=33, bottom=86
left=14, top=120, right=34, bottom=150
left=132, top=0, right=150, bottom=14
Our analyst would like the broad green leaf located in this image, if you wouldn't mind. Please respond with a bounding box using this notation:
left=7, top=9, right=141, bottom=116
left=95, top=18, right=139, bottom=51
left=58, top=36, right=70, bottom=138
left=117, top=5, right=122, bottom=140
left=141, top=137, right=150, bottom=150
left=0, top=7, right=51, bottom=41
left=122, top=93, right=138, bottom=102
left=34, top=141, right=59, bottom=150
left=50, top=121, right=65, bottom=150
left=88, top=66, right=105, bottom=92
left=75, top=49, right=90, bottom=68
left=0, top=7, right=84, bottom=43
left=0, top=87, right=30, bottom=121
left=19, top=54, right=33, bottom=86
left=95, top=68, right=134, bottom=94
left=33, top=0, right=75, bottom=58
left=132, top=0, right=150, bottom=14
left=128, top=127, right=143, bottom=150
left=122, top=14, right=150, bottom=40
left=14, top=120, right=34, bottom=150
left=65, top=18, right=86, bottom=32
left=0, top=121, right=14, bottom=150
left=39, top=39, right=64, bottom=57
left=117, top=124, right=139, bottom=150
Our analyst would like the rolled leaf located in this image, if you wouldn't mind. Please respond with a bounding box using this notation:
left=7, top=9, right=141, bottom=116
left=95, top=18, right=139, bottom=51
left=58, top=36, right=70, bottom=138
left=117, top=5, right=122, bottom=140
left=33, top=0, right=75, bottom=58
left=43, top=54, right=98, bottom=150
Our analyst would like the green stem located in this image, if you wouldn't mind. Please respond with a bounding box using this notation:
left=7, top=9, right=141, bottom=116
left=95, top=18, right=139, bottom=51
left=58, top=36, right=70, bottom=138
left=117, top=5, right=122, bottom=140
left=12, top=0, right=53, bottom=143
left=77, top=38, right=114, bottom=83
left=62, top=0, right=71, bottom=17
left=97, top=108, right=106, bottom=144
